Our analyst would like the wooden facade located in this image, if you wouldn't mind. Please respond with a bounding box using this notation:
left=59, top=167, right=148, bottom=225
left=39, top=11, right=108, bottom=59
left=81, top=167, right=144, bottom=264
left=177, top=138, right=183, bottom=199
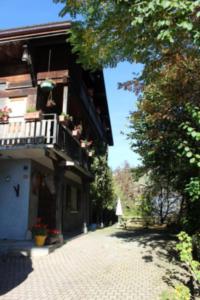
left=0, top=22, right=113, bottom=241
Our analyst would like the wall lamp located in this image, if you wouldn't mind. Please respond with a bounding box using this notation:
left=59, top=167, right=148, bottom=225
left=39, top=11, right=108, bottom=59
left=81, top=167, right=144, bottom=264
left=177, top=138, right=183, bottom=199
left=21, top=45, right=30, bottom=63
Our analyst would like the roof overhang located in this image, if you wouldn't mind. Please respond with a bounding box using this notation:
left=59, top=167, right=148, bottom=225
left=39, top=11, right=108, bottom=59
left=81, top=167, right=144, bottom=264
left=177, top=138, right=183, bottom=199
left=0, top=21, right=71, bottom=44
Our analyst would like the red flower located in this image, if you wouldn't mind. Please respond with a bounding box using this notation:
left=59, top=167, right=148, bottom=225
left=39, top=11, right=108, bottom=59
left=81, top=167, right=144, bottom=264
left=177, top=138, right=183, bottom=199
left=48, top=229, right=60, bottom=236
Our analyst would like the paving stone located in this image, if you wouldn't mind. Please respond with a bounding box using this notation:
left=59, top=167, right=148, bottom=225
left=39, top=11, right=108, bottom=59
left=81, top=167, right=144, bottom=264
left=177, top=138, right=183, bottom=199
left=0, top=227, right=188, bottom=300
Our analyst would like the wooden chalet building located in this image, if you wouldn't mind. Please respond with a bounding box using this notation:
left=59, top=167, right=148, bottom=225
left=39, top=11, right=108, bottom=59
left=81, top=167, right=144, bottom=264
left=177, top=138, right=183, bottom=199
left=0, top=22, right=113, bottom=240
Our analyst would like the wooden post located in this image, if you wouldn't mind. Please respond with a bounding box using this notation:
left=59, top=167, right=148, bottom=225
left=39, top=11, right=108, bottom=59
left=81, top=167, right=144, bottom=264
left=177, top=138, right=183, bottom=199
left=82, top=179, right=90, bottom=233
left=53, top=161, right=65, bottom=241
left=62, top=86, right=68, bottom=114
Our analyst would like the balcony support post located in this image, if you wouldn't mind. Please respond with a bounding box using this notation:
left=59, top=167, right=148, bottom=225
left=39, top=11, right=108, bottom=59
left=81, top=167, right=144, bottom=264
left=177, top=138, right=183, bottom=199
left=82, top=179, right=90, bottom=234
left=62, top=85, right=68, bottom=114
left=53, top=160, right=65, bottom=242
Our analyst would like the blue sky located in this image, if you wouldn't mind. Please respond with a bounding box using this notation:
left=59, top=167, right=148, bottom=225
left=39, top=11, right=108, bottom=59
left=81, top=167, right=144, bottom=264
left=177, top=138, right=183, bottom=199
left=0, top=0, right=142, bottom=170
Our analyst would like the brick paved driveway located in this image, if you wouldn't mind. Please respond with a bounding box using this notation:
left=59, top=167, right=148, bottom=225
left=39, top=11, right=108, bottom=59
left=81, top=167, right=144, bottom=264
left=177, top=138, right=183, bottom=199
left=0, top=227, right=187, bottom=300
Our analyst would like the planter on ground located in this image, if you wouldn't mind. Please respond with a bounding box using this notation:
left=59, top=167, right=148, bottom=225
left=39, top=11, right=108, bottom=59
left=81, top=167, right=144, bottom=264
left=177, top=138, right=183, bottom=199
left=34, top=235, right=47, bottom=246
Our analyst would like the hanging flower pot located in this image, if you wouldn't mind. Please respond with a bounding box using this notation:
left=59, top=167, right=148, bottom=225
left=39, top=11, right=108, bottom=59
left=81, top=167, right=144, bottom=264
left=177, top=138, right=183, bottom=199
left=40, top=79, right=56, bottom=92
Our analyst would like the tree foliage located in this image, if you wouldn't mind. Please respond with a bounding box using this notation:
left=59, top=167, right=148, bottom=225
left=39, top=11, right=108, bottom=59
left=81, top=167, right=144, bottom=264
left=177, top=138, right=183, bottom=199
left=113, top=161, right=139, bottom=213
left=129, top=53, right=200, bottom=231
left=53, top=0, right=200, bottom=231
left=90, top=150, right=114, bottom=223
left=54, top=0, right=200, bottom=69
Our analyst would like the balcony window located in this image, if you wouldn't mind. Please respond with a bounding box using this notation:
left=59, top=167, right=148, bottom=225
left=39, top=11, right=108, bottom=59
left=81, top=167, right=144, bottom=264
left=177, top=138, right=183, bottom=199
left=9, top=97, right=27, bottom=118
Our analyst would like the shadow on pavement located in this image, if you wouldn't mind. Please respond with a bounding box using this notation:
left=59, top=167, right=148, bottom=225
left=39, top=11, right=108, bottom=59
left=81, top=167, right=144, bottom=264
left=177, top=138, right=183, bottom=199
left=0, top=254, right=33, bottom=296
left=109, top=228, right=190, bottom=290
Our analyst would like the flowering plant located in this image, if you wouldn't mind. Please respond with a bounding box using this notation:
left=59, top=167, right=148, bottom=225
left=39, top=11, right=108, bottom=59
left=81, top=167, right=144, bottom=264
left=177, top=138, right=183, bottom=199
left=32, top=218, right=48, bottom=236
left=48, top=229, right=60, bottom=237
left=0, top=106, right=12, bottom=118
left=80, top=139, right=93, bottom=148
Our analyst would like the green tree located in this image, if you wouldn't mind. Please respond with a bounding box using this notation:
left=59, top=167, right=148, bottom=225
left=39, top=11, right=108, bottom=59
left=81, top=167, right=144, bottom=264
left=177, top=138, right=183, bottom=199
left=90, top=151, right=114, bottom=224
left=54, top=0, right=200, bottom=69
left=129, top=54, right=200, bottom=230
left=53, top=0, right=200, bottom=231
left=113, top=162, right=137, bottom=214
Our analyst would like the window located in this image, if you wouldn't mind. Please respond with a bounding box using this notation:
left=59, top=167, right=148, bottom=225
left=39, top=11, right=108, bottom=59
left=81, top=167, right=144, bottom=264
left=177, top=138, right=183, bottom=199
left=70, top=187, right=78, bottom=213
left=9, top=97, right=27, bottom=118
left=0, top=82, right=7, bottom=90
left=65, top=184, right=81, bottom=213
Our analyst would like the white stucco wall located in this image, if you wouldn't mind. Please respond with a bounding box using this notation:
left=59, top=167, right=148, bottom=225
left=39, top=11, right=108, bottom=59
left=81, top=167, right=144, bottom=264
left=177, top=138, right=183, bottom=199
left=0, top=159, right=31, bottom=240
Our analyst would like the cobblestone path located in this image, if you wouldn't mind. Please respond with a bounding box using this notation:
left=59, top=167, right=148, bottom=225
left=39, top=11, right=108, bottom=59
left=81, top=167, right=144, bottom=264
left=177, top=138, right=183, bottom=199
left=0, top=227, right=186, bottom=300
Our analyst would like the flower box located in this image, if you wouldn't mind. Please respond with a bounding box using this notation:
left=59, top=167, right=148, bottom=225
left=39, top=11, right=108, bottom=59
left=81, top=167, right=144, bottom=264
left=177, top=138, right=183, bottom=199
left=25, top=111, right=42, bottom=122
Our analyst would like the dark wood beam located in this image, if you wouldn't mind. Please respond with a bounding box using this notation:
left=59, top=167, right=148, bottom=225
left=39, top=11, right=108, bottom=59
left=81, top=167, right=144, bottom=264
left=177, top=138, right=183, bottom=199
left=26, top=44, right=37, bottom=87
left=0, top=87, right=36, bottom=98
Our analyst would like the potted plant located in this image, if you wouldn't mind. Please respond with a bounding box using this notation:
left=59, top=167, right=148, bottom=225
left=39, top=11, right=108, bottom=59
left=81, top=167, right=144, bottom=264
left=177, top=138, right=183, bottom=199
left=58, top=113, right=73, bottom=126
left=72, top=124, right=83, bottom=138
left=46, top=229, right=60, bottom=245
left=32, top=218, right=48, bottom=246
left=80, top=139, right=93, bottom=148
left=25, top=108, right=42, bottom=121
left=40, top=78, right=56, bottom=92
left=0, top=106, right=12, bottom=123
left=87, top=148, right=95, bottom=157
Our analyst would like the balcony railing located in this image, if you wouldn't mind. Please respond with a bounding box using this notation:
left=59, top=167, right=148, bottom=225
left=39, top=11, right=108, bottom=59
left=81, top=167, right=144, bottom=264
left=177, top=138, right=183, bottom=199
left=71, top=77, right=106, bottom=139
left=0, top=114, right=57, bottom=147
left=57, top=125, right=89, bottom=170
left=0, top=114, right=89, bottom=171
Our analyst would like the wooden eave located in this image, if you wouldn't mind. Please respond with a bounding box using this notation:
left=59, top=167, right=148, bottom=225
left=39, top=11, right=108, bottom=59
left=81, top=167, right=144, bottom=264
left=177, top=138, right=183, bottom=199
left=0, top=21, right=71, bottom=44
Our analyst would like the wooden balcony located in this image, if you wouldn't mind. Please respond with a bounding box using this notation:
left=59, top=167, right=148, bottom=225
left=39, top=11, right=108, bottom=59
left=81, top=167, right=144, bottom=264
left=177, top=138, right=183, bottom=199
left=0, top=114, right=89, bottom=171
left=0, top=114, right=57, bottom=147
left=71, top=77, right=106, bottom=140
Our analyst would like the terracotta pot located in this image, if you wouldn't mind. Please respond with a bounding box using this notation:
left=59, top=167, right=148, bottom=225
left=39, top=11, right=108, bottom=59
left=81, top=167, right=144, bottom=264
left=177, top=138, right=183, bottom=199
left=0, top=115, right=9, bottom=123
left=72, top=129, right=81, bottom=138
left=34, top=235, right=46, bottom=246
left=59, top=115, right=70, bottom=126
left=81, top=142, right=86, bottom=148
left=88, top=151, right=94, bottom=157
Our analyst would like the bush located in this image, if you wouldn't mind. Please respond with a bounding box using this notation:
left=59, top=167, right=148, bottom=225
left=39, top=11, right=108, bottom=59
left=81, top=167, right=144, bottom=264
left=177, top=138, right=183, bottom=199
left=160, top=284, right=191, bottom=300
